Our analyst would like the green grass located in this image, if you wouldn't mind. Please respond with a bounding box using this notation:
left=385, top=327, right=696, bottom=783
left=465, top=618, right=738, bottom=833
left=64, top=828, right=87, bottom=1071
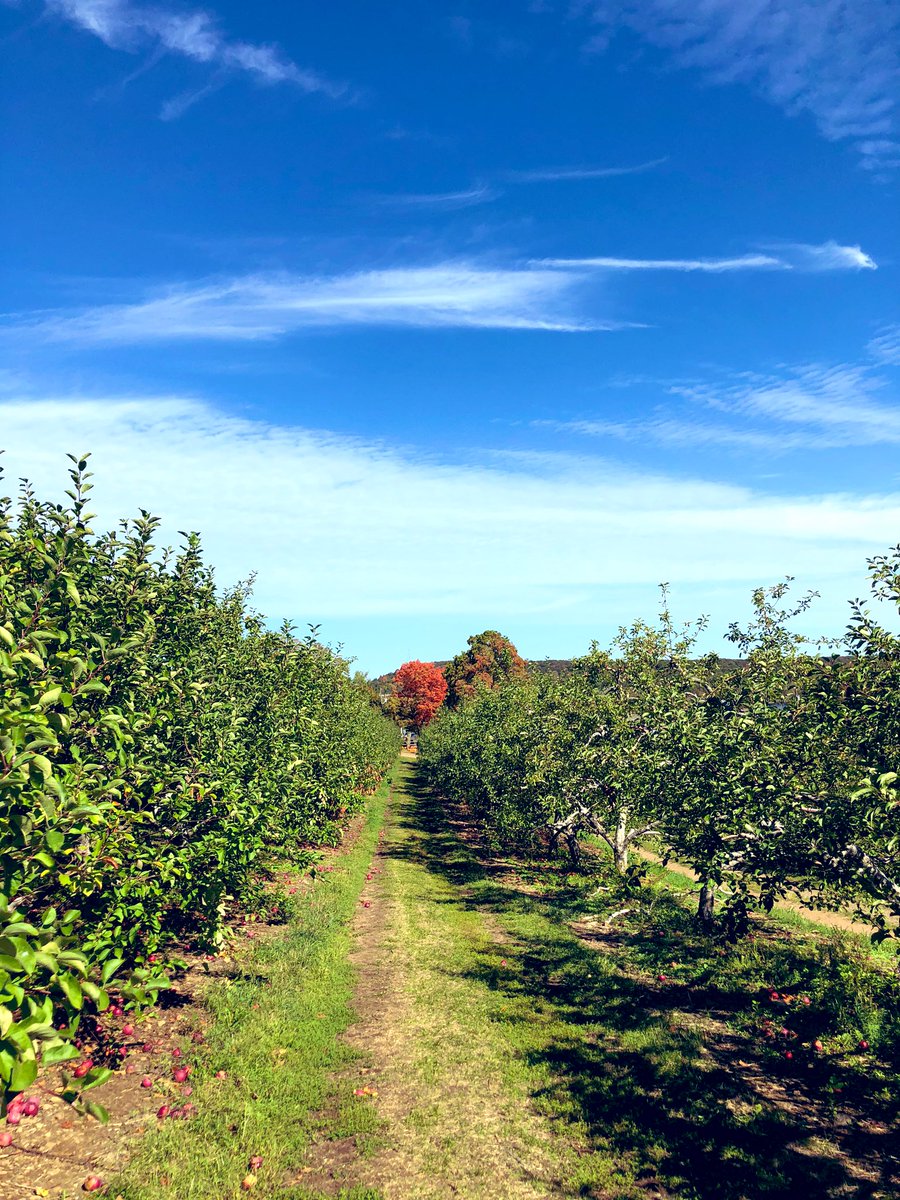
left=108, top=764, right=900, bottom=1200
left=110, top=774, right=393, bottom=1200
left=385, top=765, right=900, bottom=1199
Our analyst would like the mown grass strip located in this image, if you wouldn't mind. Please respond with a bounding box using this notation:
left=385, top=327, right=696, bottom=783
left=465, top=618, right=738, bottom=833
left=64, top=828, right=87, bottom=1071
left=111, top=774, right=393, bottom=1200
left=392, top=767, right=898, bottom=1199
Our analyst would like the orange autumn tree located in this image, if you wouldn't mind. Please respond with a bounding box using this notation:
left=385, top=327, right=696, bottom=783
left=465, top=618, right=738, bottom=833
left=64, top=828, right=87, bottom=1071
left=443, top=630, right=528, bottom=707
left=390, top=660, right=449, bottom=731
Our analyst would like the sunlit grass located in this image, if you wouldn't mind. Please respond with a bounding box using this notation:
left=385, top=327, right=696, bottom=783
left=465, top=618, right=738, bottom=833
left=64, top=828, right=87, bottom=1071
left=110, top=775, right=393, bottom=1200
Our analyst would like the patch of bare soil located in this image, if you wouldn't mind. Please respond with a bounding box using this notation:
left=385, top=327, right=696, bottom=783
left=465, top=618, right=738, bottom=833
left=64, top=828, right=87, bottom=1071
left=0, top=958, right=214, bottom=1200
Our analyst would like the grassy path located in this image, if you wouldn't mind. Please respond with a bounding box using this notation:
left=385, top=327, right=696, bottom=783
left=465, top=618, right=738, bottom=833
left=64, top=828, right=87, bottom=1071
left=99, top=760, right=897, bottom=1200
left=316, top=759, right=897, bottom=1200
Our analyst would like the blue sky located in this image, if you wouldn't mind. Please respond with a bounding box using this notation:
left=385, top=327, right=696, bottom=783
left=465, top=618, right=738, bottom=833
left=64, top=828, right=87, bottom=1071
left=1, top=0, right=899, bottom=674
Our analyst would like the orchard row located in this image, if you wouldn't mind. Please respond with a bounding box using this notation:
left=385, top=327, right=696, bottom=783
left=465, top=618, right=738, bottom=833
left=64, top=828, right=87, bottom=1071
left=0, top=458, right=399, bottom=1107
left=420, top=560, right=900, bottom=941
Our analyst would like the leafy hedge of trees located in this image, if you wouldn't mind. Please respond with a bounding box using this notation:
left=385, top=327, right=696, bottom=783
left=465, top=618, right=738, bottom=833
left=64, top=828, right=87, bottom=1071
left=0, top=458, right=399, bottom=1104
left=420, top=561, right=900, bottom=943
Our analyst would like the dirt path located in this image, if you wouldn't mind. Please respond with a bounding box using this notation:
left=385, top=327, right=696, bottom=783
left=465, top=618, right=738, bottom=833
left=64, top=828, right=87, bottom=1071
left=304, top=764, right=565, bottom=1200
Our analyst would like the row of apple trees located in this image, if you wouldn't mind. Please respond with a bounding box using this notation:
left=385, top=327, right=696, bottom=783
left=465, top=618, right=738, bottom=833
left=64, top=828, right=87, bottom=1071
left=1, top=457, right=399, bottom=1103
left=420, top=552, right=900, bottom=942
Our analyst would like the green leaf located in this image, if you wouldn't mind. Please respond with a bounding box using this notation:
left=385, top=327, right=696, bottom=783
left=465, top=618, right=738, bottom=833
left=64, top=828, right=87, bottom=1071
left=30, top=754, right=53, bottom=779
left=42, top=1041, right=79, bottom=1066
left=10, top=1051, right=38, bottom=1092
left=57, top=973, right=83, bottom=1011
left=80, top=1098, right=110, bottom=1123
left=100, top=957, right=123, bottom=985
left=38, top=793, right=58, bottom=822
left=80, top=981, right=109, bottom=1010
left=80, top=1066, right=112, bottom=1092
left=1, top=922, right=40, bottom=937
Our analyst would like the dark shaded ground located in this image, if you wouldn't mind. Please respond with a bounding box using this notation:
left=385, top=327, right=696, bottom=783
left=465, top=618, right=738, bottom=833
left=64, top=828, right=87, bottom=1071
left=389, top=764, right=900, bottom=1200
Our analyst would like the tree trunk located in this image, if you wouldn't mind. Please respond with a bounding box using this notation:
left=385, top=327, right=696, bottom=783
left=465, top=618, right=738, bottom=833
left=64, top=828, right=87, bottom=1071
left=565, top=833, right=581, bottom=865
left=613, top=808, right=629, bottom=874
left=697, top=881, right=716, bottom=927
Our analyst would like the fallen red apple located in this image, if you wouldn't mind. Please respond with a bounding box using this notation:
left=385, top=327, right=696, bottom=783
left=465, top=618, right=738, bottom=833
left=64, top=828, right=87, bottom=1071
left=173, top=1067, right=190, bottom=1083
left=241, top=1174, right=257, bottom=1191
left=73, top=1060, right=93, bottom=1078
left=82, top=1176, right=104, bottom=1192
left=22, top=1098, right=40, bottom=1117
left=156, top=1105, right=170, bottom=1119
left=122, top=1024, right=135, bottom=1037
left=140, top=1076, right=153, bottom=1088
left=0, top=1131, right=13, bottom=1147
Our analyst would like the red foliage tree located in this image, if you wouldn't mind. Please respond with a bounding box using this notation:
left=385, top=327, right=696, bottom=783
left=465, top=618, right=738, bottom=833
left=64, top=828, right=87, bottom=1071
left=391, top=660, right=449, bottom=731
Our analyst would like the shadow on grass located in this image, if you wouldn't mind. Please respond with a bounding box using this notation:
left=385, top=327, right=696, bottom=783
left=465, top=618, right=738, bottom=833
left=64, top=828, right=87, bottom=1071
left=387, top=762, right=896, bottom=1200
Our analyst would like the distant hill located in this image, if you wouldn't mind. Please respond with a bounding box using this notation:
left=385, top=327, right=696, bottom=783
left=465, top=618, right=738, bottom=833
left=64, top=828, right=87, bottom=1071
left=370, top=655, right=849, bottom=691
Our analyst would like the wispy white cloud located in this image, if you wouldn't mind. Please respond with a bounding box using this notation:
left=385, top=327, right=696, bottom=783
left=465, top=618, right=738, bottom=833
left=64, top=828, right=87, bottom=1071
left=374, top=185, right=500, bottom=209
left=869, top=324, right=900, bottom=365
left=0, top=394, right=895, bottom=629
left=506, top=157, right=668, bottom=182
left=537, top=253, right=784, bottom=272
left=4, top=264, right=626, bottom=343
left=548, top=358, right=900, bottom=452
left=536, top=241, right=877, bottom=272
left=772, top=241, right=878, bottom=270
left=582, top=0, right=900, bottom=170
left=36, top=0, right=344, bottom=108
